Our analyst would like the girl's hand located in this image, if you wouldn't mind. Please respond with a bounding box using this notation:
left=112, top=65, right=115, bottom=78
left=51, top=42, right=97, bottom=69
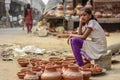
left=67, top=34, right=73, bottom=45
left=67, top=34, right=78, bottom=45
left=67, top=35, right=71, bottom=45
left=80, top=16, right=84, bottom=25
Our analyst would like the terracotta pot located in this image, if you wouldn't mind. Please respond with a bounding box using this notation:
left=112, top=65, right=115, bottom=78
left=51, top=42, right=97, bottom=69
left=65, top=56, right=75, bottom=60
left=32, top=66, right=43, bottom=80
left=76, top=10, right=81, bottom=16
left=66, top=10, right=74, bottom=16
left=57, top=4, right=64, bottom=10
left=102, top=13, right=107, bottom=18
left=51, top=32, right=58, bottom=36
left=85, top=1, right=92, bottom=10
left=17, top=58, right=29, bottom=62
left=106, top=13, right=113, bottom=18
left=94, top=12, right=102, bottom=18
left=76, top=3, right=83, bottom=10
left=21, top=68, right=29, bottom=73
left=41, top=65, right=62, bottom=80
left=24, top=70, right=39, bottom=80
left=63, top=64, right=83, bottom=80
left=49, top=57, right=62, bottom=62
left=81, top=68, right=91, bottom=80
left=18, top=58, right=29, bottom=67
left=66, top=4, right=73, bottom=10
left=62, top=59, right=76, bottom=64
left=62, top=63, right=68, bottom=74
left=57, top=34, right=70, bottom=38
left=40, top=60, right=50, bottom=71
left=17, top=71, right=26, bottom=79
left=30, top=58, right=41, bottom=66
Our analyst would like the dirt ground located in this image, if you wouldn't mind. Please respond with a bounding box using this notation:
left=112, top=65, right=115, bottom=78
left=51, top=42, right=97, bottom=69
left=0, top=27, right=120, bottom=80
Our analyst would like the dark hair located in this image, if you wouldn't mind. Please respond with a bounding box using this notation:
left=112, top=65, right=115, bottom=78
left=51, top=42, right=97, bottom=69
left=24, top=4, right=31, bottom=17
left=26, top=3, right=31, bottom=9
left=80, top=7, right=97, bottom=21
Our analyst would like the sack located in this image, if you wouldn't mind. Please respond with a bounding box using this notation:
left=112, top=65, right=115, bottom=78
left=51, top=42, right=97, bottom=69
left=18, top=19, right=24, bottom=25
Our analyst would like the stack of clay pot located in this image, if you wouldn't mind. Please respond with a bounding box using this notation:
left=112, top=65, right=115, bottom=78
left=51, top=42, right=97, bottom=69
left=55, top=4, right=64, bottom=17
left=76, top=3, right=83, bottom=16
left=66, top=4, right=74, bottom=16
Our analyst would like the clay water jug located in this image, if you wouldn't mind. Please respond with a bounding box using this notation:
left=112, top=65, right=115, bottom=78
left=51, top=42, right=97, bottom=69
left=41, top=65, right=62, bottom=80
left=63, top=64, right=83, bottom=80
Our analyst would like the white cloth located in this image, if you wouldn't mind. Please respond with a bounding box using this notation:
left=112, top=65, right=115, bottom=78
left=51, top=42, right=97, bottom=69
left=81, top=20, right=107, bottom=59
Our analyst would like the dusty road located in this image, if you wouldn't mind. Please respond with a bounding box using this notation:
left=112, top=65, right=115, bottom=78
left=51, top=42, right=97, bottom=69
left=0, top=27, right=120, bottom=80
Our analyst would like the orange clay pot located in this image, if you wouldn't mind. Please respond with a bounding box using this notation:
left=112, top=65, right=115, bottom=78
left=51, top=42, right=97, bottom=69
left=63, top=64, right=83, bottom=80
left=41, top=65, right=62, bottom=80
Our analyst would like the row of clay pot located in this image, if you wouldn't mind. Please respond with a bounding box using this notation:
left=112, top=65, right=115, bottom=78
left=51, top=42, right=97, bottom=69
left=17, top=57, right=91, bottom=80
left=17, top=63, right=91, bottom=80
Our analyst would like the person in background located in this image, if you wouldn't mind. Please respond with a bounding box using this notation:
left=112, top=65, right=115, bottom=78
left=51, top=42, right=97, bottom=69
left=67, top=7, right=107, bottom=67
left=24, top=3, right=33, bottom=33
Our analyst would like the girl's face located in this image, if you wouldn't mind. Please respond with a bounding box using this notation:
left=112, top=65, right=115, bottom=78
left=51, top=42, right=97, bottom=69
left=80, top=11, right=92, bottom=24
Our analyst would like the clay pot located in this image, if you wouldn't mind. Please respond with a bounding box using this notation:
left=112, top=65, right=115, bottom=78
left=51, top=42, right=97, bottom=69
left=76, top=10, right=81, bottom=16
left=24, top=70, right=39, bottom=80
left=63, top=64, right=83, bottom=80
left=30, top=58, right=41, bottom=66
left=66, top=4, right=73, bottom=10
left=102, top=13, right=107, bottom=18
left=66, top=10, right=74, bottom=16
left=41, top=65, right=62, bottom=80
left=17, top=71, right=26, bottom=79
left=62, top=63, right=68, bottom=74
left=94, top=12, right=102, bottom=18
left=32, top=66, right=43, bottom=80
left=76, top=3, right=83, bottom=10
left=81, top=68, right=91, bottom=80
left=94, top=64, right=102, bottom=72
left=57, top=4, right=64, bottom=10
left=106, top=13, right=113, bottom=18
left=40, top=60, right=50, bottom=71
left=65, top=56, right=75, bottom=60
left=85, top=1, right=92, bottom=10
left=62, top=59, right=76, bottom=64
left=20, top=68, right=30, bottom=73
left=17, top=58, right=29, bottom=67
left=49, top=57, right=62, bottom=62
left=51, top=32, right=58, bottom=36
left=57, top=34, right=70, bottom=38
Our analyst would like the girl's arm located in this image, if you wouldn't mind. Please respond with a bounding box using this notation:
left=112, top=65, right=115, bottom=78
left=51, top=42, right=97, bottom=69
left=70, top=27, right=92, bottom=40
left=78, top=22, right=83, bottom=35
left=67, top=27, right=92, bottom=45
left=78, top=17, right=83, bottom=35
left=76, top=16, right=92, bottom=39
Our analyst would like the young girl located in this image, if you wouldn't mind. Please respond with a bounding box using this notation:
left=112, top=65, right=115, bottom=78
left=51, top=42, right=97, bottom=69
left=24, top=4, right=33, bottom=33
left=67, top=7, right=107, bottom=67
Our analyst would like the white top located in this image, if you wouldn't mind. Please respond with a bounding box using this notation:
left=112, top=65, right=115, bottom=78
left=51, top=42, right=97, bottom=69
left=81, top=20, right=107, bottom=59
